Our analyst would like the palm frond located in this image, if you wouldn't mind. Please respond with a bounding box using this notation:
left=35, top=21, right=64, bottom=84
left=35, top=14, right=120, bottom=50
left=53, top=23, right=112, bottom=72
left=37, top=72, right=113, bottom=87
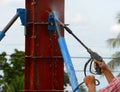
left=117, top=33, right=120, bottom=38
left=116, top=13, right=120, bottom=23
left=107, top=52, right=120, bottom=70
left=107, top=38, right=120, bottom=48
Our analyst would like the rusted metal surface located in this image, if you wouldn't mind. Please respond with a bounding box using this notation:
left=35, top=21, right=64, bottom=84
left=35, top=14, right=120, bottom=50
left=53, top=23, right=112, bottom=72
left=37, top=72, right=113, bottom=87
left=25, top=0, right=64, bottom=91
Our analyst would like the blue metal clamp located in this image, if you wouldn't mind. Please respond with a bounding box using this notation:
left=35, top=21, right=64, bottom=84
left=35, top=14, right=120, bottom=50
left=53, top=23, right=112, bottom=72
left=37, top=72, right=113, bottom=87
left=17, top=8, right=27, bottom=26
left=0, top=8, right=27, bottom=41
left=48, top=12, right=56, bottom=31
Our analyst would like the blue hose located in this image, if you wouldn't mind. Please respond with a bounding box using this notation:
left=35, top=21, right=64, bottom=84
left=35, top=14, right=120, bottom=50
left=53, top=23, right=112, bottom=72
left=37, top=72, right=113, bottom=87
left=58, top=37, right=80, bottom=92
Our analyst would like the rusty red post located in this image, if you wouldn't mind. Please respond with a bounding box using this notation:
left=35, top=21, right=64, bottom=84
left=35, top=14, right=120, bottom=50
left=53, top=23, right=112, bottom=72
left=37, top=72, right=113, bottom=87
left=25, top=0, right=64, bottom=91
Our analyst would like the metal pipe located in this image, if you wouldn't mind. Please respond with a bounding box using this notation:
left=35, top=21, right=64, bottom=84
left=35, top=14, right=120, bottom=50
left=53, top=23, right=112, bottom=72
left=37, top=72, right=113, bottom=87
left=56, top=18, right=89, bottom=51
left=2, top=14, right=19, bottom=33
left=0, top=14, right=19, bottom=41
left=58, top=37, right=80, bottom=92
left=53, top=14, right=80, bottom=92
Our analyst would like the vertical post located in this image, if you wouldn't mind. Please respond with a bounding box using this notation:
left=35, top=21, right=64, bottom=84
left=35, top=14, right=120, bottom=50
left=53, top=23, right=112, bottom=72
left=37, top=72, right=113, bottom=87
left=25, top=0, right=64, bottom=91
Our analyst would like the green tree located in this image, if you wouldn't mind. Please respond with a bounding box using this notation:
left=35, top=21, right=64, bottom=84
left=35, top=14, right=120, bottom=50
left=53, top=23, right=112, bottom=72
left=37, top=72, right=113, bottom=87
left=64, top=72, right=69, bottom=87
left=64, top=72, right=86, bottom=91
left=80, top=85, right=87, bottom=92
left=0, top=52, right=8, bottom=88
left=0, top=49, right=79, bottom=91
left=107, top=33, right=120, bottom=70
left=2, top=76, right=24, bottom=92
left=0, top=49, right=24, bottom=92
left=107, top=14, right=120, bottom=75
left=117, top=13, right=120, bottom=23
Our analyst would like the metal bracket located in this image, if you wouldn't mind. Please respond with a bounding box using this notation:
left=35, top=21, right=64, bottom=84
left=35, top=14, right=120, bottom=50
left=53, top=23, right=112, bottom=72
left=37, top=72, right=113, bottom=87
left=0, top=8, right=27, bottom=41
left=48, top=12, right=56, bottom=31
left=17, top=8, right=27, bottom=26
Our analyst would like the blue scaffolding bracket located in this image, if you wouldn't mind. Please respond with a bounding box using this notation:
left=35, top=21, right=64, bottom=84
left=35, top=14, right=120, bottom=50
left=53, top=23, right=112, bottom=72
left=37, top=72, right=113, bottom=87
left=48, top=12, right=56, bottom=31
left=17, top=8, right=27, bottom=26
left=0, top=8, right=27, bottom=41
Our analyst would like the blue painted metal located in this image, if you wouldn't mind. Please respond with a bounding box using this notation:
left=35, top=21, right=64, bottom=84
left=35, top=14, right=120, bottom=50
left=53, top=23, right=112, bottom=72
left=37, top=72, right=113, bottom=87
left=48, top=12, right=80, bottom=92
left=58, top=37, right=80, bottom=92
left=0, top=32, right=5, bottom=41
left=48, top=12, right=56, bottom=31
left=0, top=8, right=26, bottom=42
left=17, top=8, right=27, bottom=26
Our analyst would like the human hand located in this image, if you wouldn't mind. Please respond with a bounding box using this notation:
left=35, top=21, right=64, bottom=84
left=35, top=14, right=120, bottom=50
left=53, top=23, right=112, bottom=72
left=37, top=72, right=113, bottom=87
left=94, top=59, right=108, bottom=72
left=84, top=75, right=95, bottom=87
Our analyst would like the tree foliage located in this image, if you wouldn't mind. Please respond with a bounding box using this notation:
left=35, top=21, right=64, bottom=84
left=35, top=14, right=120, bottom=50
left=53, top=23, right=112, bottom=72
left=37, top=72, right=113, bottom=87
left=0, top=49, right=24, bottom=92
left=107, top=34, right=120, bottom=49
left=107, top=52, right=120, bottom=70
left=106, top=14, right=120, bottom=76
left=80, top=85, right=87, bottom=92
left=0, top=49, right=85, bottom=91
left=64, top=72, right=69, bottom=87
left=117, top=13, right=120, bottom=23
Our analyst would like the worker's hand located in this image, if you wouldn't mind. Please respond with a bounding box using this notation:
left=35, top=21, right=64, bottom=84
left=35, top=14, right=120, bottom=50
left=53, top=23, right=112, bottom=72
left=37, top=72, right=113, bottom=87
left=84, top=75, right=96, bottom=88
left=94, top=59, right=108, bottom=72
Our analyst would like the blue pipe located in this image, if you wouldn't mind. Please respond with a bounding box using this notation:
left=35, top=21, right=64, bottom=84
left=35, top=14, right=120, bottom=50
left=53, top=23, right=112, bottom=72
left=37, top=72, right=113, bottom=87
left=0, top=32, right=5, bottom=41
left=58, top=37, right=80, bottom=92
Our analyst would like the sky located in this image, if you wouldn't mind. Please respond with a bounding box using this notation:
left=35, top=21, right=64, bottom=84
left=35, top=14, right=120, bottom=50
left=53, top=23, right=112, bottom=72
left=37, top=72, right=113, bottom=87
left=0, top=0, right=120, bottom=91
left=65, top=0, right=120, bottom=57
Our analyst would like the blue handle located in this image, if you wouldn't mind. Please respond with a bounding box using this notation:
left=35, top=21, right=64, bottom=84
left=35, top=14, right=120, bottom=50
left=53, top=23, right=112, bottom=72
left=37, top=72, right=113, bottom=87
left=58, top=37, right=80, bottom=92
left=0, top=31, right=5, bottom=41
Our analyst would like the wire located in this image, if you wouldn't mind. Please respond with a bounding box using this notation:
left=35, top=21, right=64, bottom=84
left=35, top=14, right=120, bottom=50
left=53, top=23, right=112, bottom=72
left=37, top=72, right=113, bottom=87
left=73, top=57, right=101, bottom=92
left=75, top=70, right=120, bottom=72
left=73, top=82, right=84, bottom=92
left=70, top=56, right=119, bottom=59
left=0, top=54, right=118, bottom=60
left=73, top=58, right=91, bottom=92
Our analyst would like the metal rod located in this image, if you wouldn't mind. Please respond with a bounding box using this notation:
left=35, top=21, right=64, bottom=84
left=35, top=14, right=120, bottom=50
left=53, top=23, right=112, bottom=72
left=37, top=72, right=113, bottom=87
left=2, top=14, right=19, bottom=33
left=56, top=18, right=89, bottom=51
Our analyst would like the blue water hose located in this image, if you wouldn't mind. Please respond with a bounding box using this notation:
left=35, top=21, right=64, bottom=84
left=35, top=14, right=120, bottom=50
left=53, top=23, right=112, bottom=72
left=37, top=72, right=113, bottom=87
left=58, top=37, right=80, bottom=92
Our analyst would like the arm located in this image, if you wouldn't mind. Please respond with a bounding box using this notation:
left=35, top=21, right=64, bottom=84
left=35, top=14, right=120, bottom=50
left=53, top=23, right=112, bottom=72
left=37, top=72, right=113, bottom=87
left=94, top=60, right=115, bottom=83
left=84, top=75, right=96, bottom=92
